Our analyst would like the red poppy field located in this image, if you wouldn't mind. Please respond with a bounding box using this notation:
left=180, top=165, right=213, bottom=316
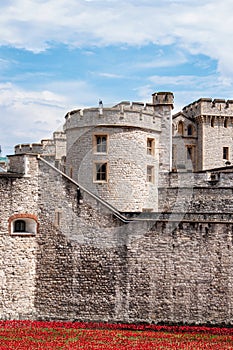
left=0, top=321, right=233, bottom=349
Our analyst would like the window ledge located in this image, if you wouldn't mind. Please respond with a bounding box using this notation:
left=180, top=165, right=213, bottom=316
left=11, top=232, right=36, bottom=236
left=93, top=180, right=108, bottom=184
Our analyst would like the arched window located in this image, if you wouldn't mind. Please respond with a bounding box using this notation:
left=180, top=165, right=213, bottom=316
left=187, top=124, right=193, bottom=136
left=14, top=220, right=26, bottom=232
left=177, top=121, right=184, bottom=135
left=9, top=214, right=38, bottom=236
left=224, top=119, right=228, bottom=128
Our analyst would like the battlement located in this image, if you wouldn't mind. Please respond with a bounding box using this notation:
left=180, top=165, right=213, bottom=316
left=182, top=98, right=233, bottom=118
left=64, top=92, right=174, bottom=132
left=53, top=131, right=66, bottom=140
left=15, top=142, right=45, bottom=154
left=64, top=101, right=162, bottom=132
left=66, top=100, right=157, bottom=116
left=15, top=138, right=58, bottom=156
left=15, top=131, right=66, bottom=160
left=152, top=91, right=174, bottom=107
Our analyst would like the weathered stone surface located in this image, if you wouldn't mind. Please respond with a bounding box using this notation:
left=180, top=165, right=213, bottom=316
left=0, top=154, right=232, bottom=324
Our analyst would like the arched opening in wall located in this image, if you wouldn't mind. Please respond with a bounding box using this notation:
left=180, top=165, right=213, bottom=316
left=9, top=214, right=38, bottom=236
left=14, top=220, right=26, bottom=232
left=177, top=121, right=184, bottom=135
left=187, top=124, right=194, bottom=136
left=211, top=118, right=215, bottom=127
left=224, top=119, right=228, bottom=128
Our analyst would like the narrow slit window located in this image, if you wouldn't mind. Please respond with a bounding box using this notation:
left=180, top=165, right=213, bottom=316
left=187, top=124, right=193, bottom=136
left=187, top=146, right=192, bottom=160
left=147, top=166, right=154, bottom=183
left=223, top=147, right=229, bottom=160
left=147, top=138, right=155, bottom=155
left=178, top=121, right=184, bottom=135
left=54, top=211, right=62, bottom=227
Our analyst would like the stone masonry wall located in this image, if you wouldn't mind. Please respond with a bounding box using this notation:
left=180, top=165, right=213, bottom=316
left=176, top=98, right=233, bottom=171
left=0, top=155, right=39, bottom=319
left=1, top=155, right=233, bottom=324
left=66, top=125, right=159, bottom=212
left=158, top=171, right=233, bottom=213
left=34, top=159, right=233, bottom=324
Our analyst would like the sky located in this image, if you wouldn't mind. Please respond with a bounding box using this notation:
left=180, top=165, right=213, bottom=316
left=1, top=0, right=233, bottom=155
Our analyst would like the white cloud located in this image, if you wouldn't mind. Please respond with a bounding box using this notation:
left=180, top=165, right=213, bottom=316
left=145, top=73, right=233, bottom=113
left=0, top=82, right=67, bottom=154
left=0, top=79, right=107, bottom=154
left=96, top=72, right=123, bottom=78
left=135, top=52, right=187, bottom=69
left=1, top=0, right=233, bottom=152
left=148, top=74, right=233, bottom=90
left=0, top=0, right=232, bottom=78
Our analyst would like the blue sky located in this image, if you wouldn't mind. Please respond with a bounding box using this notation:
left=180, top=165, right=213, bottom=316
left=1, top=0, right=233, bottom=155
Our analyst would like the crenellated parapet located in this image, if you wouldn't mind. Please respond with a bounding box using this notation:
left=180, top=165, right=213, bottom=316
left=14, top=131, right=66, bottom=164
left=152, top=91, right=174, bottom=108
left=15, top=140, right=55, bottom=156
left=15, top=142, right=45, bottom=154
left=182, top=98, right=233, bottom=119
left=64, top=101, right=162, bottom=132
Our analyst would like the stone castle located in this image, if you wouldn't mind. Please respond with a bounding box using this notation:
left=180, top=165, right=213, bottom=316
left=1, top=91, right=233, bottom=325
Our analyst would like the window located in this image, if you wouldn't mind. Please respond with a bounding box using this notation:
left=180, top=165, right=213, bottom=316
left=187, top=146, right=195, bottom=162
left=142, top=208, right=153, bottom=212
left=69, top=166, right=73, bottom=178
left=224, top=119, right=228, bottom=128
left=94, top=135, right=108, bottom=153
left=187, top=124, right=193, bottom=136
left=223, top=147, right=229, bottom=160
left=147, top=166, right=154, bottom=183
left=187, top=146, right=192, bottom=160
left=54, top=210, right=62, bottom=227
left=211, top=118, right=214, bottom=127
left=172, top=145, right=177, bottom=167
left=9, top=214, right=38, bottom=236
left=94, top=162, right=108, bottom=182
left=177, top=121, right=184, bottom=135
left=14, top=220, right=26, bottom=232
left=147, top=138, right=155, bottom=155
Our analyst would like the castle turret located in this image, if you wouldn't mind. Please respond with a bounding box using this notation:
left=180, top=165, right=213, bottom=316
left=173, top=97, right=233, bottom=171
left=152, top=92, right=174, bottom=173
left=63, top=92, right=173, bottom=212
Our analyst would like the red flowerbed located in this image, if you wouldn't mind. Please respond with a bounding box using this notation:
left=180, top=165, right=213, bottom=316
left=0, top=320, right=232, bottom=349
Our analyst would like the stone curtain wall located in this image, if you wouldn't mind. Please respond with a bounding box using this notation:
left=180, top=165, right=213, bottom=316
left=35, top=160, right=233, bottom=324
left=1, top=155, right=233, bottom=324
left=0, top=155, right=39, bottom=320
left=158, top=171, right=233, bottom=213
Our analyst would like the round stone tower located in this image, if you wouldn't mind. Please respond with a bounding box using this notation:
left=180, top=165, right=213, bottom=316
left=64, top=92, right=173, bottom=212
